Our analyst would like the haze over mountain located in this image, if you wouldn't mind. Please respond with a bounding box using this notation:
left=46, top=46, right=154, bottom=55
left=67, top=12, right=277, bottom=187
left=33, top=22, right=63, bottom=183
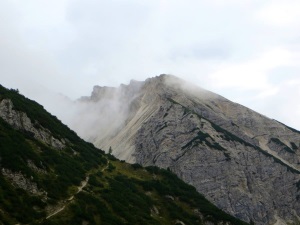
left=68, top=74, right=300, bottom=225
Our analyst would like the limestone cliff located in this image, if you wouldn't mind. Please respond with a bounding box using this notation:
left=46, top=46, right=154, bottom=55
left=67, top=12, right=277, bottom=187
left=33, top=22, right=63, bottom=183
left=82, top=74, right=300, bottom=225
left=0, top=99, right=66, bottom=149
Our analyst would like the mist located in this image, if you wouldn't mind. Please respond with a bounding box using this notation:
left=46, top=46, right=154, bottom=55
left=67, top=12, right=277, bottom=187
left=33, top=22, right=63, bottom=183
left=40, top=80, right=144, bottom=152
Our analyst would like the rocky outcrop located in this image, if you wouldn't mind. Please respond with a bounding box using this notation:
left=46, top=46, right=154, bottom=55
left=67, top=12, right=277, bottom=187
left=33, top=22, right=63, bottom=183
left=1, top=168, right=46, bottom=196
left=27, top=160, right=47, bottom=174
left=80, top=74, right=300, bottom=225
left=0, top=99, right=65, bottom=149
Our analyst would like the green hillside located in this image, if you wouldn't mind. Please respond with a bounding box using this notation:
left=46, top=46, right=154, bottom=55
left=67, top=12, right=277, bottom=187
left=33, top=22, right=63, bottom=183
left=0, top=85, right=248, bottom=225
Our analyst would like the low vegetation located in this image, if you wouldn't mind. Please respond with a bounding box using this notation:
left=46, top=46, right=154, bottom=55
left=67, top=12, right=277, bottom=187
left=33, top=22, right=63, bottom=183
left=40, top=162, right=248, bottom=225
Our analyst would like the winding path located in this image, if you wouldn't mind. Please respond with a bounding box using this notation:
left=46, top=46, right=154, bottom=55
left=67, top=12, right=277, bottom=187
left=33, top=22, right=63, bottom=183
left=46, top=176, right=89, bottom=219
left=46, top=160, right=110, bottom=220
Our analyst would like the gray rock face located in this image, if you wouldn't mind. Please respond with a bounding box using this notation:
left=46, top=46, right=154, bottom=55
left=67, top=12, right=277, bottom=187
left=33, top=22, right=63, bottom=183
left=134, top=98, right=300, bottom=225
left=0, top=99, right=66, bottom=149
left=81, top=74, right=300, bottom=225
left=1, top=168, right=46, bottom=196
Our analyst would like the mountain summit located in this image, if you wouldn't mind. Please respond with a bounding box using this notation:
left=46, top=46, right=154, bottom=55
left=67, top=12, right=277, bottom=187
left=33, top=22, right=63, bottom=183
left=78, top=74, right=300, bottom=225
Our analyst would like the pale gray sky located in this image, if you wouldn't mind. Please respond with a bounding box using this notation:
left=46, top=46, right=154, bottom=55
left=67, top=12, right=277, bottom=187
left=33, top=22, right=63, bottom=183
left=1, top=0, right=300, bottom=130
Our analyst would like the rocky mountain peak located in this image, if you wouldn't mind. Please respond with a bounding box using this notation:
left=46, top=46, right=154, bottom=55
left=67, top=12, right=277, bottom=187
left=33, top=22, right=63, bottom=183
left=88, top=79, right=144, bottom=103
left=90, top=85, right=117, bottom=101
left=76, top=74, right=300, bottom=225
left=143, top=74, right=184, bottom=91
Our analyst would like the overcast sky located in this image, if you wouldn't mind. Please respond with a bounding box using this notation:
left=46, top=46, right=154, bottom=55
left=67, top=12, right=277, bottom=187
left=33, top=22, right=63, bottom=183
left=1, top=0, right=300, bottom=130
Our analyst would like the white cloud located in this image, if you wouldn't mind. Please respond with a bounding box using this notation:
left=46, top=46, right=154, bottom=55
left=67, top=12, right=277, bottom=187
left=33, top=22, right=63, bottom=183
left=256, top=1, right=300, bottom=27
left=0, top=0, right=300, bottom=130
left=209, top=47, right=292, bottom=90
left=252, top=77, right=300, bottom=129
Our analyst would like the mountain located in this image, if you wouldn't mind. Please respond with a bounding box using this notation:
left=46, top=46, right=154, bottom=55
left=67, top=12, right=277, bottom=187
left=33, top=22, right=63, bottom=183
left=76, top=74, right=300, bottom=225
left=0, top=85, right=248, bottom=225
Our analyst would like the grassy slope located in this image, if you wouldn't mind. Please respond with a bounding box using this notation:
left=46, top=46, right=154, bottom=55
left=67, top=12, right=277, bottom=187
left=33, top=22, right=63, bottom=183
left=42, top=159, right=248, bottom=225
left=0, top=85, right=248, bottom=225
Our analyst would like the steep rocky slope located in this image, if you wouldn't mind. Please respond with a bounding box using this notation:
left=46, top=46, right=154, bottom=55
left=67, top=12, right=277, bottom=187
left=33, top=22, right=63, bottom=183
left=80, top=75, right=300, bottom=225
left=0, top=84, right=247, bottom=225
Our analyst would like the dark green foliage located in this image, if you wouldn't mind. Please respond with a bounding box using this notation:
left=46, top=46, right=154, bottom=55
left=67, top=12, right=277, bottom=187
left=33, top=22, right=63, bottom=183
left=68, top=170, right=247, bottom=225
left=0, top=86, right=106, bottom=223
left=181, top=130, right=230, bottom=160
left=210, top=123, right=254, bottom=148
left=66, top=192, right=126, bottom=225
left=107, top=163, right=116, bottom=172
left=270, top=138, right=295, bottom=154
left=108, top=146, right=112, bottom=154
left=181, top=130, right=211, bottom=150
left=0, top=119, right=40, bottom=175
left=0, top=116, right=105, bottom=200
left=0, top=211, right=15, bottom=225
left=89, top=174, right=104, bottom=187
left=101, top=176, right=155, bottom=224
left=291, top=142, right=298, bottom=151
left=131, top=163, right=143, bottom=170
left=182, top=130, right=226, bottom=151
left=0, top=175, right=46, bottom=223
